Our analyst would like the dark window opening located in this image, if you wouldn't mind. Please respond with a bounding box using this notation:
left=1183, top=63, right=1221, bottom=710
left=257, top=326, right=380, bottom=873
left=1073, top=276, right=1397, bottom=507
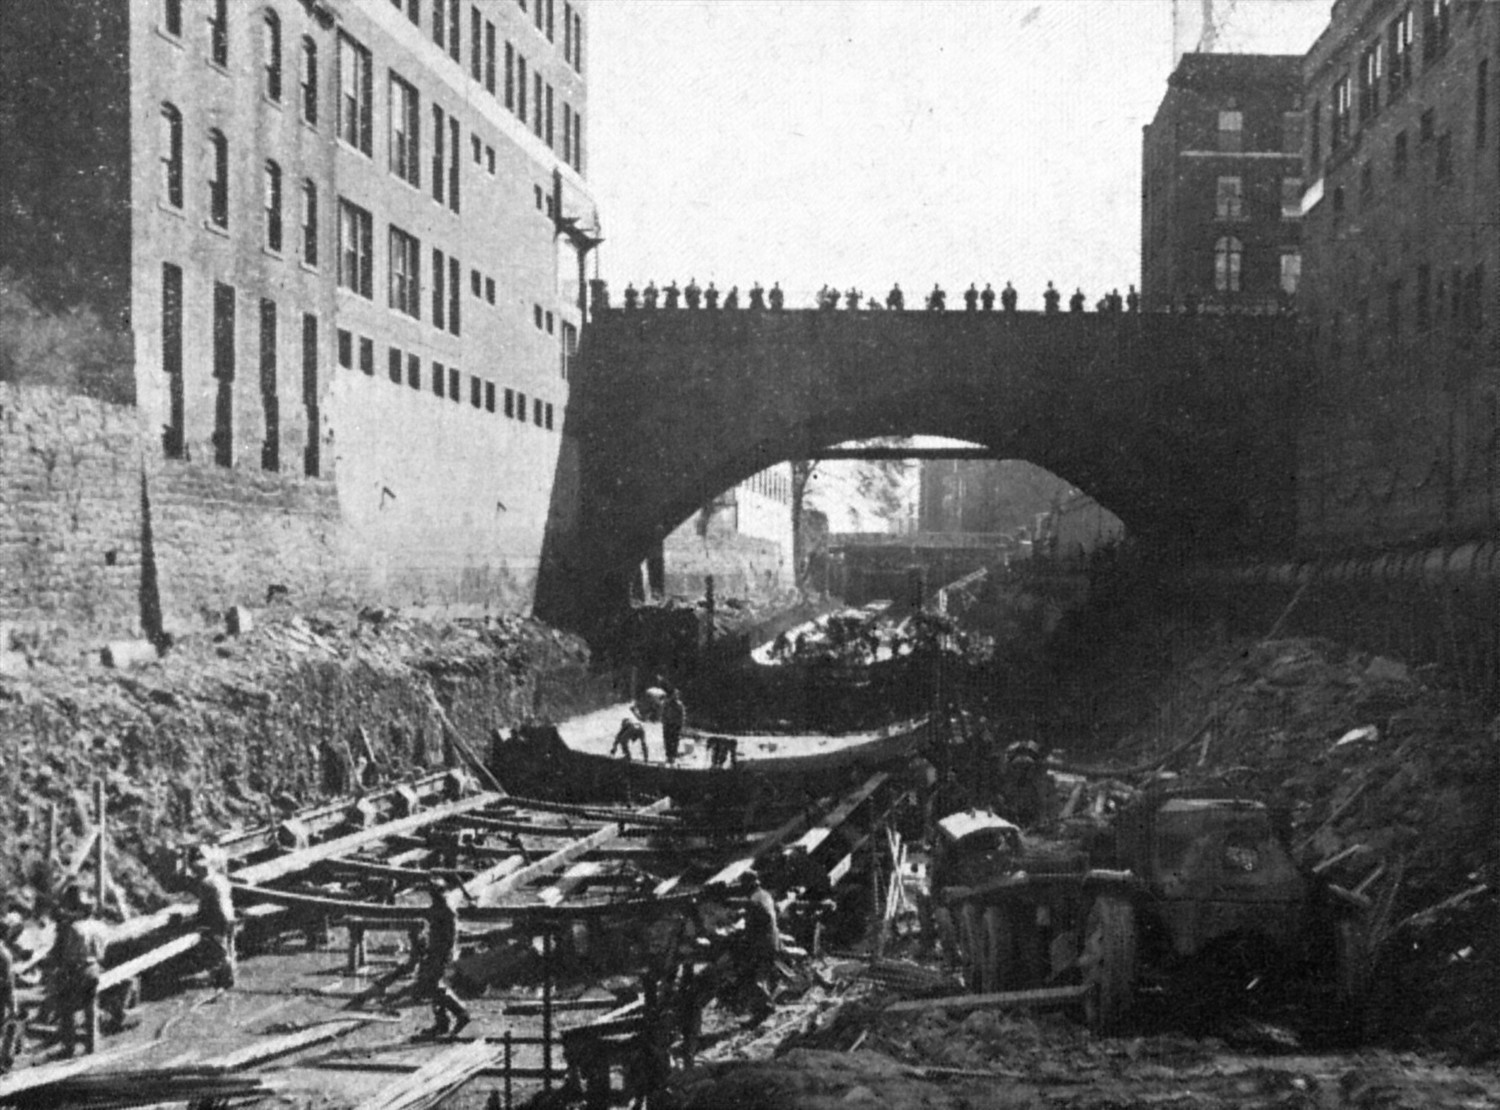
left=504, top=387, right=515, bottom=417
left=302, top=37, right=319, bottom=125
left=407, top=352, right=421, bottom=390
left=431, top=104, right=446, bottom=203
left=209, top=0, right=228, bottom=66
left=448, top=366, right=461, bottom=401
left=484, top=381, right=496, bottom=412
left=506, top=43, right=515, bottom=111
left=213, top=282, right=235, bottom=468
left=164, top=0, right=182, bottom=37
left=264, top=160, right=283, bottom=251
left=337, top=328, right=352, bottom=368
left=448, top=255, right=461, bottom=335
left=433, top=248, right=446, bottom=329
left=264, top=11, right=282, bottom=101
left=433, top=361, right=446, bottom=397
left=338, top=198, right=373, bottom=297
left=533, top=398, right=543, bottom=426
left=389, top=346, right=403, bottom=384
left=544, top=402, right=554, bottom=430
left=303, top=314, right=320, bottom=476
left=260, top=299, right=280, bottom=472
left=338, top=32, right=373, bottom=155
left=485, top=21, right=496, bottom=94
left=302, top=180, right=319, bottom=266
left=448, top=114, right=460, bottom=212
left=162, top=263, right=184, bottom=458
left=161, top=103, right=183, bottom=208
left=485, top=277, right=496, bottom=304
left=470, top=375, right=482, bottom=407
left=359, top=336, right=374, bottom=377
left=208, top=129, right=229, bottom=227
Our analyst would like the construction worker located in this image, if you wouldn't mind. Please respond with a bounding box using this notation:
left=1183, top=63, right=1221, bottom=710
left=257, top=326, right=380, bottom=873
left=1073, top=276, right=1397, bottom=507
left=612, top=717, right=648, bottom=762
left=732, top=870, right=780, bottom=1023
left=51, top=885, right=107, bottom=1057
left=416, top=884, right=470, bottom=1038
left=193, top=855, right=237, bottom=988
left=1000, top=739, right=1053, bottom=828
left=660, top=689, right=686, bottom=766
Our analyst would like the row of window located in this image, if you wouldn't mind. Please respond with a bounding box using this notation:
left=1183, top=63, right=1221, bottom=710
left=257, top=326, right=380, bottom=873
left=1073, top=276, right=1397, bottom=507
left=742, top=469, right=791, bottom=504
left=160, top=262, right=322, bottom=477
left=1315, top=0, right=1486, bottom=168
left=342, top=328, right=557, bottom=429
left=1328, top=106, right=1466, bottom=218
left=389, top=0, right=582, bottom=75
left=1213, top=175, right=1303, bottom=222
left=1208, top=238, right=1302, bottom=296
left=1330, top=261, right=1487, bottom=359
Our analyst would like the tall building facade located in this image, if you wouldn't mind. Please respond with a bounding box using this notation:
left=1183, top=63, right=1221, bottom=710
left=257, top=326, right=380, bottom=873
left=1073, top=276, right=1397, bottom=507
left=663, top=464, right=794, bottom=598
left=1, top=0, right=596, bottom=609
left=1299, top=0, right=1498, bottom=549
left=1141, top=53, right=1304, bottom=314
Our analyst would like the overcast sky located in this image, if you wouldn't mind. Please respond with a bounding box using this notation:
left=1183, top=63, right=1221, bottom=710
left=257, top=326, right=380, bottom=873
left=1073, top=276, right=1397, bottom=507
left=589, top=0, right=1330, bottom=311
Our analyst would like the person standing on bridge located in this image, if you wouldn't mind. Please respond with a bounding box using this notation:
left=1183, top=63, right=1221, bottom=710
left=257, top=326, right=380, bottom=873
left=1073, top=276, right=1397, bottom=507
left=684, top=278, right=701, bottom=309
left=926, top=284, right=946, bottom=311
left=981, top=283, right=996, bottom=311
left=769, top=283, right=785, bottom=311
left=1043, top=282, right=1060, bottom=314
left=886, top=283, right=904, bottom=311
left=1127, top=284, right=1140, bottom=313
left=748, top=283, right=765, bottom=310
left=1002, top=281, right=1018, bottom=313
left=724, top=285, right=740, bottom=310
left=624, top=283, right=639, bottom=310
left=642, top=282, right=659, bottom=310
left=1070, top=288, right=1086, bottom=313
left=964, top=284, right=979, bottom=312
left=664, top=281, right=681, bottom=309
left=844, top=287, right=861, bottom=310
left=704, top=282, right=719, bottom=310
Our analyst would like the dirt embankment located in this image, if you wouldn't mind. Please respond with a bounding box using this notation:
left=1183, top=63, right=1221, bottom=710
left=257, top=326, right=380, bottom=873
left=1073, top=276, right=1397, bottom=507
left=0, top=607, right=615, bottom=912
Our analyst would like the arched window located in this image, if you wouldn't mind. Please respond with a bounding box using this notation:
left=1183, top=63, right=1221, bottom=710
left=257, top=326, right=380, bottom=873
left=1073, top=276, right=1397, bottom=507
left=263, top=11, right=282, bottom=101
left=160, top=103, right=182, bottom=208
left=264, top=160, right=282, bottom=251
left=207, top=129, right=229, bottom=227
left=1214, top=236, right=1243, bottom=293
left=301, top=37, right=318, bottom=124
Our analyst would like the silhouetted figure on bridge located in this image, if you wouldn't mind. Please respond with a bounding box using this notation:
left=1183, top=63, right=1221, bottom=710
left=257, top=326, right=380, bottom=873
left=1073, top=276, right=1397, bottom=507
left=664, top=281, right=681, bottom=309
left=845, top=287, right=861, bottom=310
left=748, top=283, right=765, bottom=310
left=926, top=284, right=946, bottom=311
left=981, top=283, right=996, bottom=311
left=590, top=278, right=609, bottom=313
left=1126, top=284, right=1140, bottom=313
left=724, top=285, right=740, bottom=310
left=704, top=282, right=719, bottom=310
left=769, top=283, right=785, bottom=311
left=685, top=278, right=701, bottom=309
left=817, top=285, right=838, bottom=311
left=624, top=283, right=639, bottom=310
left=1107, top=289, right=1123, bottom=313
left=1070, top=288, right=1086, bottom=313
left=1043, top=282, right=1060, bottom=314
left=1002, top=281, right=1018, bottom=313
left=887, top=284, right=905, bottom=311
left=643, top=282, right=659, bottom=309
left=964, top=284, right=979, bottom=311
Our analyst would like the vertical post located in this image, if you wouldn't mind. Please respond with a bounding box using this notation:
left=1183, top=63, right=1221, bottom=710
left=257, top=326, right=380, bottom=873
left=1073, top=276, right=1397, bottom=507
left=704, top=575, right=716, bottom=646
left=541, top=928, right=554, bottom=1092
left=94, top=780, right=107, bottom=911
left=45, top=802, right=58, bottom=894
left=503, top=1028, right=513, bottom=1110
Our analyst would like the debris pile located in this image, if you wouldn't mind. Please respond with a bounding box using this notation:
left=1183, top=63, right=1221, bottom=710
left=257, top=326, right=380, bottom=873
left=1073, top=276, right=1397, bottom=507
left=0, top=607, right=605, bottom=912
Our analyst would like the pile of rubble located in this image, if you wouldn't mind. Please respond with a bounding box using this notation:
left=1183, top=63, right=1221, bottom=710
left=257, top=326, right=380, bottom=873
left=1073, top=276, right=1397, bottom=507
left=0, top=606, right=603, bottom=912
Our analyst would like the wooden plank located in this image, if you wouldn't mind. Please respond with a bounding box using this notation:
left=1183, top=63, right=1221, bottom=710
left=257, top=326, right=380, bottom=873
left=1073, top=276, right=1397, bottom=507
left=0, top=1041, right=153, bottom=1100
left=693, top=795, right=833, bottom=895
left=313, top=1059, right=566, bottom=1081
left=882, top=984, right=1087, bottom=1014
left=232, top=884, right=428, bottom=922
left=64, top=827, right=100, bottom=879
left=536, top=861, right=608, bottom=907
left=352, top=1038, right=501, bottom=1110
left=319, top=858, right=477, bottom=884
left=198, top=1018, right=371, bottom=1072
left=233, top=792, right=502, bottom=885
left=97, top=932, right=201, bottom=991
left=789, top=772, right=890, bottom=855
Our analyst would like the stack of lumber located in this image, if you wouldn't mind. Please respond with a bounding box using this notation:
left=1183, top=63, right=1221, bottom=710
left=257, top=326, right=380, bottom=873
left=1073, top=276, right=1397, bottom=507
left=351, top=1041, right=502, bottom=1110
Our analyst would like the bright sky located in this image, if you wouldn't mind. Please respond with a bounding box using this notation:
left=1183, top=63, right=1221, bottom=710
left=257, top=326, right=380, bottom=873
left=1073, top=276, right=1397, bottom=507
left=589, top=0, right=1330, bottom=310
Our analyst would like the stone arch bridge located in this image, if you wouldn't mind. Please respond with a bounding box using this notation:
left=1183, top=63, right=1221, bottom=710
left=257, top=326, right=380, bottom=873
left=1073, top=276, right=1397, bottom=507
left=535, top=309, right=1302, bottom=631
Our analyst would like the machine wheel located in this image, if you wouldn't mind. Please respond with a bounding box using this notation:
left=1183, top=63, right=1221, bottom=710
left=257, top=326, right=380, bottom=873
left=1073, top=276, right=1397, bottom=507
left=959, top=904, right=985, bottom=991
left=982, top=906, right=1015, bottom=993
left=1080, top=895, right=1137, bottom=1034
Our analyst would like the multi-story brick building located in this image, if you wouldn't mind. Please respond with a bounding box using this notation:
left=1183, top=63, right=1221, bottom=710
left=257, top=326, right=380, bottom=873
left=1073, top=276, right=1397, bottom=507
left=1, top=0, right=596, bottom=610
left=1299, top=0, right=1497, bottom=550
left=1141, top=53, right=1305, bottom=314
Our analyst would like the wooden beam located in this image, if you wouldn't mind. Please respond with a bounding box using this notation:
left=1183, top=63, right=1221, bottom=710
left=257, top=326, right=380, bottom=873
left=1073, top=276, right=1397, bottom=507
left=0, top=1041, right=153, bottom=1100
left=882, top=984, right=1087, bottom=1014
left=689, top=795, right=833, bottom=896
left=318, top=858, right=476, bottom=884
left=351, top=1038, right=501, bottom=1110
left=97, top=932, right=201, bottom=991
left=233, top=792, right=502, bottom=885
left=199, top=1018, right=372, bottom=1072
left=535, top=861, right=609, bottom=907
left=790, top=772, right=889, bottom=855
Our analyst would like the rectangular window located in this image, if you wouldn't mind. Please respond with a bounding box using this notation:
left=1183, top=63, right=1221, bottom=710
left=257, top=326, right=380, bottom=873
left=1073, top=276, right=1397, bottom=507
left=1478, top=59, right=1489, bottom=149
left=164, top=0, right=182, bottom=37
left=208, top=0, right=228, bottom=67
left=485, top=276, right=496, bottom=303
left=1421, top=107, right=1435, bottom=142
left=561, top=321, right=577, bottom=379
left=448, top=0, right=461, bottom=63
left=448, top=115, right=460, bottom=212
left=544, top=402, right=554, bottom=430
left=1389, top=9, right=1414, bottom=95
left=432, top=0, right=445, bottom=49
left=448, top=366, right=461, bottom=401
left=160, top=104, right=183, bottom=208
left=504, top=387, right=515, bottom=417
left=562, top=102, right=572, bottom=164
left=448, top=255, right=461, bottom=335
left=545, top=83, right=554, bottom=147
left=1359, top=40, right=1382, bottom=121
left=506, top=42, right=515, bottom=111
left=1435, top=131, right=1453, bottom=182
left=517, top=391, right=527, bottom=420
left=264, top=161, right=283, bottom=251
left=486, top=146, right=495, bottom=175
left=1333, top=74, right=1353, bottom=149
left=533, top=398, right=543, bottom=426
left=302, top=180, right=319, bottom=266
left=212, top=282, right=235, bottom=468
left=1310, top=101, right=1322, bottom=169
left=572, top=109, right=583, bottom=172
left=389, top=72, right=421, bottom=186
left=407, top=352, right=421, bottom=390
left=1416, top=263, right=1431, bottom=331
left=546, top=0, right=555, bottom=40
left=545, top=310, right=554, bottom=334
left=388, top=345, right=403, bottom=384
left=471, top=268, right=481, bottom=296
left=472, top=133, right=482, bottom=165
left=471, top=6, right=482, bottom=80
left=564, top=3, right=572, bottom=62
left=1279, top=250, right=1301, bottom=296
left=470, top=374, right=482, bottom=408
left=360, top=336, right=374, bottom=377
left=338, top=32, right=373, bottom=155
left=260, top=299, right=280, bottom=472
left=485, top=381, right=496, bottom=412
left=433, top=360, right=445, bottom=397
left=302, top=37, right=319, bottom=124
left=337, top=327, right=353, bottom=368
left=433, top=248, right=446, bottom=329
left=533, top=72, right=543, bottom=136
left=263, top=12, right=282, bottom=101
left=1280, top=177, right=1302, bottom=219
left=1393, top=130, right=1408, bottom=178
left=1423, top=0, right=1451, bottom=64
left=208, top=130, right=228, bottom=228
left=389, top=226, right=421, bottom=317
left=485, top=21, right=496, bottom=95
left=534, top=0, right=543, bottom=30
left=162, top=263, right=184, bottom=458
left=1215, top=176, right=1243, bottom=220
left=517, top=54, right=528, bottom=120
left=302, top=314, right=320, bottom=476
left=337, top=198, right=373, bottom=298
left=1216, top=109, right=1243, bottom=153
left=432, top=104, right=446, bottom=202
left=572, top=8, right=582, bottom=72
